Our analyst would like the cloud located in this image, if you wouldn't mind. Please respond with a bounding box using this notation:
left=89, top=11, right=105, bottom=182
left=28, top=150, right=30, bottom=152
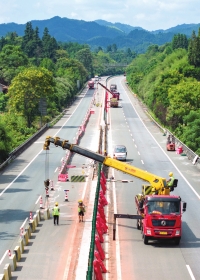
left=0, top=0, right=199, bottom=31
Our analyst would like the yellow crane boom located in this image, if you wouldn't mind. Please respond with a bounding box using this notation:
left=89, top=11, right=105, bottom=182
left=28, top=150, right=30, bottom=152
left=43, top=136, right=169, bottom=195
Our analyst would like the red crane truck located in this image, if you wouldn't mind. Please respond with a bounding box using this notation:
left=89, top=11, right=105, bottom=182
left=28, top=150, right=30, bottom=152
left=43, top=136, right=187, bottom=246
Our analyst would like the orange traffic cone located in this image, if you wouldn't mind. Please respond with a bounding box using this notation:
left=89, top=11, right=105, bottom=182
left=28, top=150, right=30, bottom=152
left=40, top=196, right=44, bottom=209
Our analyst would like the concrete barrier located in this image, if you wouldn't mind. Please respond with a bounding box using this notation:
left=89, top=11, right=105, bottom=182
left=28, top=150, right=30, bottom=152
left=43, top=208, right=50, bottom=220
left=9, top=254, right=17, bottom=271
left=36, top=209, right=41, bottom=222
left=18, top=237, right=24, bottom=253
left=29, top=220, right=36, bottom=233
left=0, top=274, right=5, bottom=280
left=25, top=224, right=31, bottom=238
left=22, top=231, right=29, bottom=246
left=14, top=246, right=21, bottom=262
left=3, top=264, right=11, bottom=280
left=33, top=214, right=38, bottom=227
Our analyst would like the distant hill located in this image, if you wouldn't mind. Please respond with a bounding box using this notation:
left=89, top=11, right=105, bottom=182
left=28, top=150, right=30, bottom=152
left=0, top=16, right=199, bottom=53
left=94, top=19, right=144, bottom=34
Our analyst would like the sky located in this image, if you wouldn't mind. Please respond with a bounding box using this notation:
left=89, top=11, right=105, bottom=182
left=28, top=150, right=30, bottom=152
left=0, top=0, right=199, bottom=31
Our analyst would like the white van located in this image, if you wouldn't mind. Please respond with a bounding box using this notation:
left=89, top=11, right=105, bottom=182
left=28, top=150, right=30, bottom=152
left=113, top=145, right=127, bottom=161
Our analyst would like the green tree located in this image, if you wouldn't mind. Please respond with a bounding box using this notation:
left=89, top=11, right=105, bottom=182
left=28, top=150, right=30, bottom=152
left=0, top=120, right=11, bottom=162
left=75, top=48, right=92, bottom=76
left=8, top=67, right=55, bottom=127
left=0, top=45, right=29, bottom=83
left=42, top=27, right=58, bottom=61
left=188, top=29, right=200, bottom=67
left=172, top=34, right=188, bottom=50
left=167, top=79, right=200, bottom=128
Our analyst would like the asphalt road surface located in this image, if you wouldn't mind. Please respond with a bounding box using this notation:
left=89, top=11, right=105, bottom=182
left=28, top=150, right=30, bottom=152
left=106, top=76, right=199, bottom=280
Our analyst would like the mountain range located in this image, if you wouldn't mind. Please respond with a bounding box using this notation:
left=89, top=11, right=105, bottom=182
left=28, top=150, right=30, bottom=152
left=0, top=16, right=200, bottom=53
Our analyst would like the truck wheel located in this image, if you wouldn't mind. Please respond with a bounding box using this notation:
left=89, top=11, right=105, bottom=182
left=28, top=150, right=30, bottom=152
left=144, top=235, right=149, bottom=245
left=174, top=238, right=180, bottom=245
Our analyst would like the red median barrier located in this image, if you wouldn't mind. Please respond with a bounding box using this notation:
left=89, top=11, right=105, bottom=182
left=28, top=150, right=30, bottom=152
left=95, top=235, right=105, bottom=260
left=93, top=259, right=103, bottom=280
left=94, top=250, right=107, bottom=273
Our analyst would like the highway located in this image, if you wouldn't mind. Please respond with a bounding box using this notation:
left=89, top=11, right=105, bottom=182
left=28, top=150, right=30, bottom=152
left=107, top=76, right=200, bottom=279
left=0, top=84, right=99, bottom=275
left=0, top=75, right=200, bottom=279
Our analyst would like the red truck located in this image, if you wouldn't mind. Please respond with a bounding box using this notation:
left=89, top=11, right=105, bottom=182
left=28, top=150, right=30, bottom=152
left=135, top=194, right=186, bottom=245
left=88, top=80, right=94, bottom=89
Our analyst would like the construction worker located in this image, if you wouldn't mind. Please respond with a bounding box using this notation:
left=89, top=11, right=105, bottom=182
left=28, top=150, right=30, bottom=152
left=52, top=202, right=60, bottom=225
left=78, top=200, right=86, bottom=222
left=167, top=172, right=175, bottom=187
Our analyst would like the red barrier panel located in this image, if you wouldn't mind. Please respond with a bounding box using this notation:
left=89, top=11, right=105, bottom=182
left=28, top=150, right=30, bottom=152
left=101, top=172, right=106, bottom=184
left=100, top=179, right=106, bottom=194
left=95, top=235, right=105, bottom=260
left=96, top=221, right=104, bottom=242
left=97, top=214, right=107, bottom=233
left=98, top=205, right=106, bottom=222
left=93, top=259, right=103, bottom=280
left=99, top=191, right=108, bottom=206
left=58, top=173, right=68, bottom=182
left=94, top=250, right=107, bottom=273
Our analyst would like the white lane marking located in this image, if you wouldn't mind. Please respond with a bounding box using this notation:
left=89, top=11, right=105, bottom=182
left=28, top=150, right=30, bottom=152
left=122, top=80, right=200, bottom=200
left=138, top=151, right=140, bottom=156
left=186, top=265, right=196, bottom=280
left=0, top=150, right=43, bottom=197
left=63, top=215, right=78, bottom=280
left=0, top=250, right=8, bottom=265
left=35, top=195, right=41, bottom=205
left=0, top=89, right=88, bottom=197
left=55, top=167, right=58, bottom=173
left=20, top=217, right=28, bottom=229
left=109, top=105, right=122, bottom=280
left=141, top=160, right=144, bottom=165
left=135, top=144, right=137, bottom=148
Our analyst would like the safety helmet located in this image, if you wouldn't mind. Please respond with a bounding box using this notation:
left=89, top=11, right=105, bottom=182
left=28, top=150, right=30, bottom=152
left=78, top=200, right=83, bottom=203
left=169, top=172, right=173, bottom=177
left=55, top=202, right=58, bottom=206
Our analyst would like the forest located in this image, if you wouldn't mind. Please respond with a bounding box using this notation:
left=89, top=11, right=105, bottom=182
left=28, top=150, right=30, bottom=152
left=126, top=32, right=200, bottom=155
left=1, top=21, right=200, bottom=164
left=0, top=22, right=134, bottom=163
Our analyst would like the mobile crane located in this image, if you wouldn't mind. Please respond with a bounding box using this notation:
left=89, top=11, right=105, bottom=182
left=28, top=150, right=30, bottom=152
left=43, top=136, right=186, bottom=245
left=98, top=82, right=120, bottom=100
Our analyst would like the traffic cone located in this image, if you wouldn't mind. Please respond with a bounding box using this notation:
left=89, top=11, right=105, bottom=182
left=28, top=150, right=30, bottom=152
left=40, top=196, right=44, bottom=209
left=30, top=211, right=33, bottom=221
left=50, top=180, right=54, bottom=191
left=64, top=190, right=69, bottom=201
left=8, top=250, right=11, bottom=257
left=46, top=189, right=49, bottom=198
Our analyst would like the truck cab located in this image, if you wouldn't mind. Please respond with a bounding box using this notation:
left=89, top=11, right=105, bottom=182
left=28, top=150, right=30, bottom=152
left=136, top=195, right=186, bottom=245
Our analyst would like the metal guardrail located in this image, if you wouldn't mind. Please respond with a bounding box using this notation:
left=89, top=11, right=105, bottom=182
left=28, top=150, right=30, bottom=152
left=0, top=124, right=49, bottom=171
